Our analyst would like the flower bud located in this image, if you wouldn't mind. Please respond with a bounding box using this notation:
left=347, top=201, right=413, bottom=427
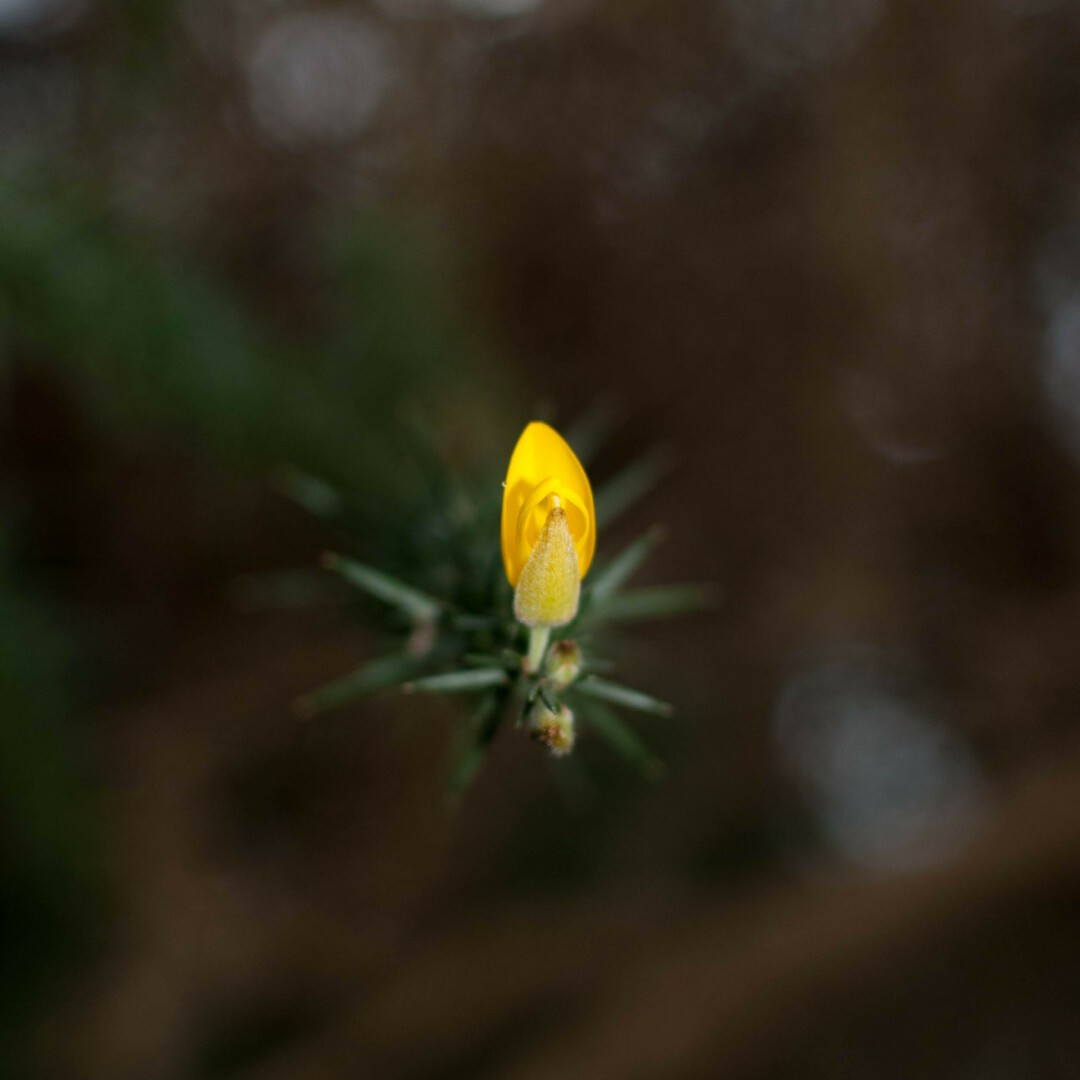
left=545, top=639, right=583, bottom=689
left=501, top=421, right=596, bottom=588
left=512, top=504, right=580, bottom=628
left=528, top=701, right=576, bottom=757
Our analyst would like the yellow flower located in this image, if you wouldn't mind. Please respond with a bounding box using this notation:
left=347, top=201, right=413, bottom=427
left=502, top=421, right=595, bottom=629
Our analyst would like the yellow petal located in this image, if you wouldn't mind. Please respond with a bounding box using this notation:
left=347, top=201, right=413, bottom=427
left=501, top=421, right=595, bottom=587
left=513, top=505, right=580, bottom=627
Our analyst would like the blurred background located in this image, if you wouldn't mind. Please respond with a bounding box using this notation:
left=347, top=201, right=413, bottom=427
left=4, top=0, right=1080, bottom=1077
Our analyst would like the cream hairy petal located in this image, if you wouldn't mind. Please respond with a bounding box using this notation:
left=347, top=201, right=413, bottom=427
left=512, top=506, right=580, bottom=628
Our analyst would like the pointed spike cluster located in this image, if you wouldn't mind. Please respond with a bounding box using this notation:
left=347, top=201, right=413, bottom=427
left=594, top=446, right=675, bottom=527
left=585, top=525, right=666, bottom=612
left=229, top=568, right=349, bottom=612
left=293, top=412, right=697, bottom=795
left=323, top=552, right=441, bottom=623
left=579, top=700, right=666, bottom=782
left=272, top=467, right=343, bottom=518
left=403, top=668, right=509, bottom=694
left=573, top=675, right=673, bottom=717
left=295, top=652, right=425, bottom=716
left=601, top=584, right=718, bottom=622
left=449, top=694, right=503, bottom=798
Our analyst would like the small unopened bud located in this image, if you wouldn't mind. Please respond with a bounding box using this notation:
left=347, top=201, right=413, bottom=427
left=528, top=701, right=576, bottom=757
left=513, top=504, right=580, bottom=628
left=545, top=639, right=583, bottom=690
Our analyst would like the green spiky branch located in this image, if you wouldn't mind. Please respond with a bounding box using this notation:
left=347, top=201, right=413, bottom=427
left=279, top=417, right=714, bottom=795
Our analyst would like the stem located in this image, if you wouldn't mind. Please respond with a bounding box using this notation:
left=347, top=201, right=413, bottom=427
left=524, top=626, right=551, bottom=674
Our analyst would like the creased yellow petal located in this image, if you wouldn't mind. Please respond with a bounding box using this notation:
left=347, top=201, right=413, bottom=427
left=512, top=505, right=580, bottom=627
left=501, top=421, right=595, bottom=587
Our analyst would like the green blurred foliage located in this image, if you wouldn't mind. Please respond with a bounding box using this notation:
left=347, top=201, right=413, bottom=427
left=0, top=561, right=101, bottom=1072
left=0, top=34, right=514, bottom=1060
left=0, top=168, right=510, bottom=503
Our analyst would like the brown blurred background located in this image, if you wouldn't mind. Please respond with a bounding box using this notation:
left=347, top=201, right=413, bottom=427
left=4, top=0, right=1080, bottom=1077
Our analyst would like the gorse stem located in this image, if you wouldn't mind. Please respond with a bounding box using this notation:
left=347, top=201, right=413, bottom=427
left=524, top=626, right=551, bottom=673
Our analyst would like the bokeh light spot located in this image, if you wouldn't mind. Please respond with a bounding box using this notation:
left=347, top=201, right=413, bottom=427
left=724, top=0, right=885, bottom=74
left=447, top=0, right=544, bottom=20
left=0, top=0, right=89, bottom=36
left=247, top=9, right=395, bottom=146
left=774, top=649, right=989, bottom=872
